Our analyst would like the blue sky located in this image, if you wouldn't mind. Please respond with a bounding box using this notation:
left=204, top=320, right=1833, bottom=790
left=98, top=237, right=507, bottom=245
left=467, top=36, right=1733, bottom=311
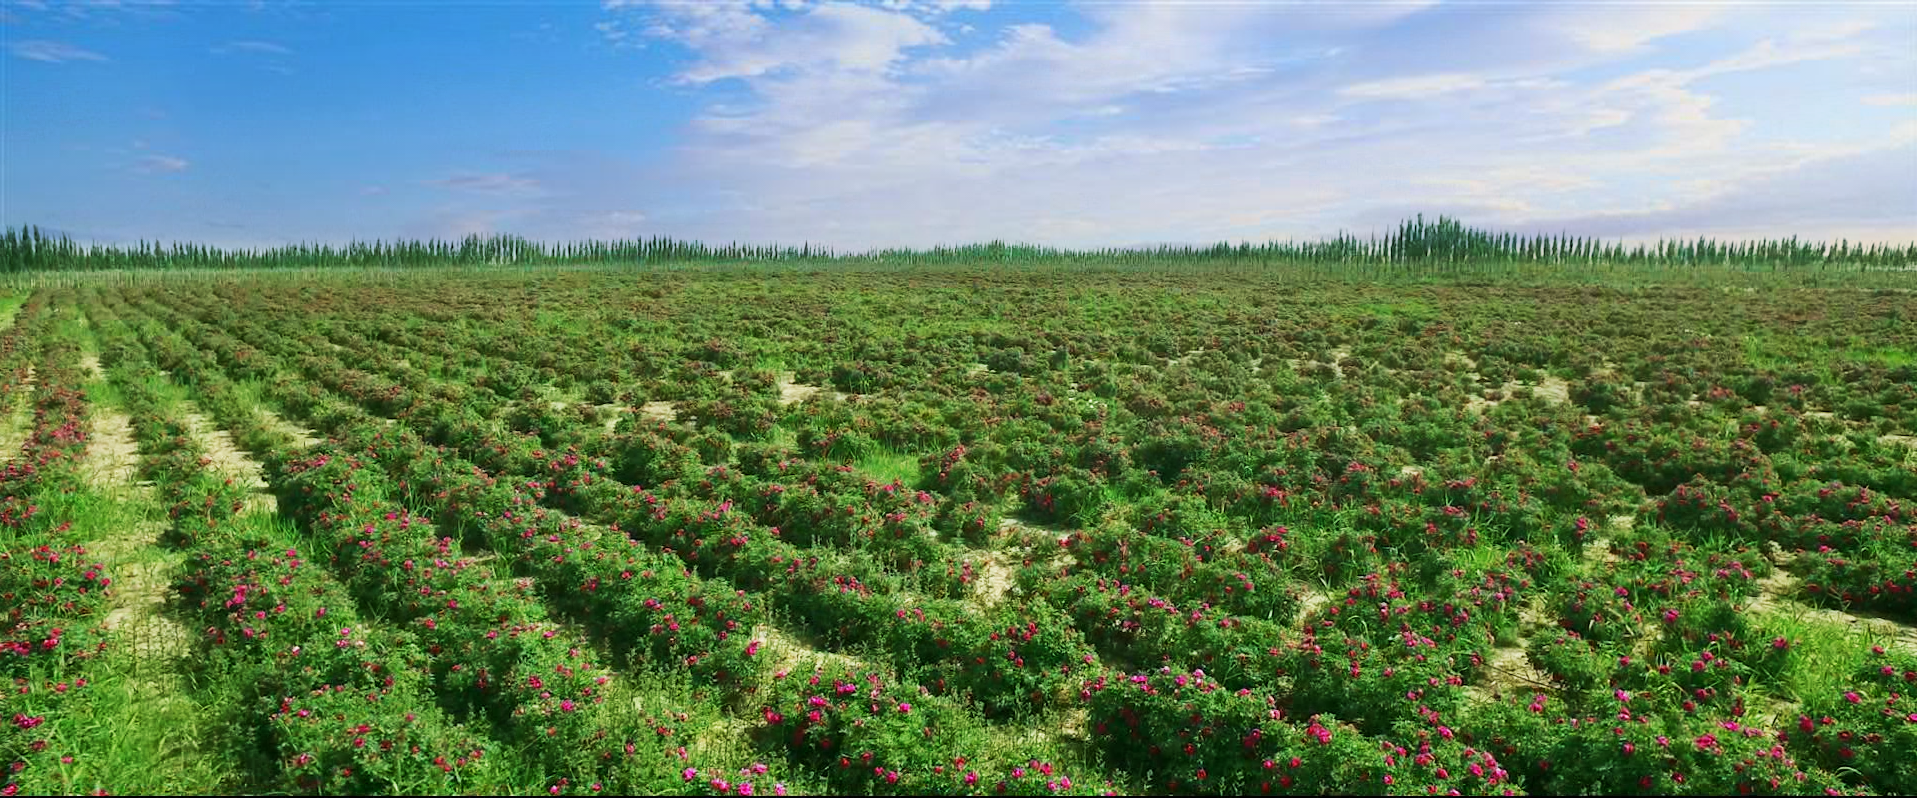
left=3, top=0, right=1914, bottom=249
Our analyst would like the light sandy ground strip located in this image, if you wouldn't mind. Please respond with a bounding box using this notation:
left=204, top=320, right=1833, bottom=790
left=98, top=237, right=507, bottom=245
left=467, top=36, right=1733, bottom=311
left=1748, top=566, right=1917, bottom=656
left=83, top=402, right=147, bottom=492
left=181, top=407, right=277, bottom=514
left=0, top=365, right=36, bottom=458
left=258, top=405, right=321, bottom=447
left=92, top=522, right=193, bottom=661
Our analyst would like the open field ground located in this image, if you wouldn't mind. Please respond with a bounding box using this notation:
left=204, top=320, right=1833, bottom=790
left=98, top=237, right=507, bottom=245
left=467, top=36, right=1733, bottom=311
left=5, top=266, right=1917, bottom=796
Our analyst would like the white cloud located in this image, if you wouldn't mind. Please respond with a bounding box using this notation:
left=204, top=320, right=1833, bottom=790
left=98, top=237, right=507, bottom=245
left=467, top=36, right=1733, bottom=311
left=1865, top=93, right=1917, bottom=108
left=212, top=40, right=293, bottom=56
left=1511, top=140, right=1917, bottom=242
left=424, top=172, right=543, bottom=197
left=1340, top=73, right=1485, bottom=100
left=563, top=2, right=1917, bottom=246
left=652, top=1, right=948, bottom=84
left=1545, top=4, right=1725, bottom=55
left=10, top=40, right=108, bottom=63
left=135, top=154, right=189, bottom=173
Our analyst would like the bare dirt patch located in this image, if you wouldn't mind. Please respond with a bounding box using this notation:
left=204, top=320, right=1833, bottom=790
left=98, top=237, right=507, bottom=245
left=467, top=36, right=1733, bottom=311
left=777, top=372, right=823, bottom=405
left=754, top=624, right=863, bottom=680
left=1577, top=516, right=1635, bottom=569
left=1469, top=595, right=1559, bottom=702
left=1285, top=346, right=1354, bottom=380
left=1296, top=588, right=1332, bottom=629
left=1468, top=375, right=1573, bottom=415
left=0, top=365, right=36, bottom=457
left=996, top=516, right=1079, bottom=572
left=968, top=551, right=1018, bottom=608
left=592, top=403, right=629, bottom=433
left=1531, top=375, right=1572, bottom=405
left=95, top=522, right=191, bottom=661
left=639, top=401, right=677, bottom=423
left=1747, top=567, right=1917, bottom=656
left=83, top=406, right=145, bottom=492
left=1469, top=644, right=1554, bottom=702
left=182, top=408, right=275, bottom=513
left=182, top=411, right=267, bottom=487
left=258, top=406, right=321, bottom=448
left=1166, top=349, right=1207, bottom=368
left=81, top=353, right=105, bottom=381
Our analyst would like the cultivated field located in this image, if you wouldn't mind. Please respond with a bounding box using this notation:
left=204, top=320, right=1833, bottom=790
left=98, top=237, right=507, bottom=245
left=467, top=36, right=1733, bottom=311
left=5, top=264, right=1916, bottom=795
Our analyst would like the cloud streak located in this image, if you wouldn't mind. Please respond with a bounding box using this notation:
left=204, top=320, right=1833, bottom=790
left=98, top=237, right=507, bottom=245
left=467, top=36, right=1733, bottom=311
left=135, top=154, right=190, bottom=173
left=211, top=40, right=293, bottom=56
left=424, top=172, right=543, bottom=197
left=10, top=40, right=108, bottom=63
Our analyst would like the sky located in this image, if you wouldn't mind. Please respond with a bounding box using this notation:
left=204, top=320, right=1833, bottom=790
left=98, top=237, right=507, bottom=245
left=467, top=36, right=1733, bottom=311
left=2, top=0, right=1915, bottom=250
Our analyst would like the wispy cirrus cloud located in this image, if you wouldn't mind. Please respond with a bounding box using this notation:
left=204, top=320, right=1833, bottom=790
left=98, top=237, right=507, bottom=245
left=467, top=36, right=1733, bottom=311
left=10, top=40, right=108, bottom=63
left=423, top=172, right=543, bottom=197
left=211, top=39, right=293, bottom=56
left=134, top=154, right=189, bottom=173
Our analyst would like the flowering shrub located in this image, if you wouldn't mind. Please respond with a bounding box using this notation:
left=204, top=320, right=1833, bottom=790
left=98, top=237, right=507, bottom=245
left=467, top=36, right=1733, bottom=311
left=102, top=271, right=1917, bottom=798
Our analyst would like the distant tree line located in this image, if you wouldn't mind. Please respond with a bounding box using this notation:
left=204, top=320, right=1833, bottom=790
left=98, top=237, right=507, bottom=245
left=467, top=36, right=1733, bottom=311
left=4, top=215, right=1912, bottom=273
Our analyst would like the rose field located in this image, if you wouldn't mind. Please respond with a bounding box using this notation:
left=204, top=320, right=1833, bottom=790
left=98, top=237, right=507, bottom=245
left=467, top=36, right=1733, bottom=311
left=2, top=252, right=1916, bottom=795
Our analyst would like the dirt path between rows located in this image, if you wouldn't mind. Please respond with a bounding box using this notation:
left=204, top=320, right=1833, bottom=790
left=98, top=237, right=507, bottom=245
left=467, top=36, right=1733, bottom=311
left=0, top=364, right=36, bottom=458
left=181, top=408, right=276, bottom=513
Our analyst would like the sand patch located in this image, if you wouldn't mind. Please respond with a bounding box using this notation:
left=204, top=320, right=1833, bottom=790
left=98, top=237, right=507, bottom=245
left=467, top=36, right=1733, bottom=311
left=182, top=411, right=267, bottom=488
left=95, top=521, right=191, bottom=660
left=639, top=401, right=676, bottom=423
left=1747, top=568, right=1917, bottom=655
left=1468, top=644, right=1554, bottom=702
left=182, top=408, right=275, bottom=513
left=777, top=372, right=822, bottom=406
left=83, top=405, right=146, bottom=491
left=81, top=353, right=105, bottom=381
left=968, top=551, right=1018, bottom=608
left=753, top=624, right=864, bottom=681
left=104, top=559, right=193, bottom=660
left=1166, top=349, right=1207, bottom=368
left=591, top=403, right=629, bottom=433
left=1297, top=589, right=1332, bottom=629
left=1465, top=375, right=1572, bottom=414
left=1530, top=376, right=1572, bottom=405
left=1285, top=346, right=1353, bottom=380
left=0, top=365, right=36, bottom=457
left=257, top=406, right=321, bottom=448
